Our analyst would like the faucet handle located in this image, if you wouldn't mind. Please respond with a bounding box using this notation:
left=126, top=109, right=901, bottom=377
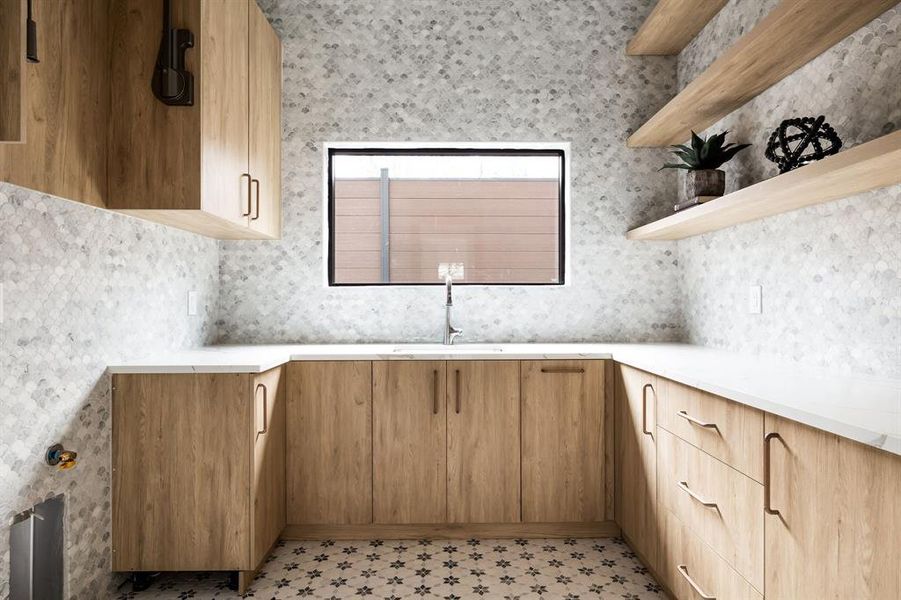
left=449, top=327, right=463, bottom=344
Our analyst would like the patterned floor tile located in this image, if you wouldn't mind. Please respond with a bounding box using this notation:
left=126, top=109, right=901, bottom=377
left=121, top=537, right=664, bottom=599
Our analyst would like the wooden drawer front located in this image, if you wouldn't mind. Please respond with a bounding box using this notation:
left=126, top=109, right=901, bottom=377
left=659, top=509, right=763, bottom=600
left=658, top=428, right=763, bottom=591
left=658, top=378, right=763, bottom=481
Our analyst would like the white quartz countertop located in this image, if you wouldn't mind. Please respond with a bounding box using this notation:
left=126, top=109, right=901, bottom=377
left=108, top=343, right=901, bottom=456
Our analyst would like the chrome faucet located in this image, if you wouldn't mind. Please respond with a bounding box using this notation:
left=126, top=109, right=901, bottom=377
left=443, top=275, right=463, bottom=345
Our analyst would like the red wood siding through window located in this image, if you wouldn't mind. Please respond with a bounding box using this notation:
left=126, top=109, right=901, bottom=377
left=333, top=178, right=561, bottom=284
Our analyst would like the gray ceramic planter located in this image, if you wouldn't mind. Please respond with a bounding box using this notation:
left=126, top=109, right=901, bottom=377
left=685, top=169, right=725, bottom=198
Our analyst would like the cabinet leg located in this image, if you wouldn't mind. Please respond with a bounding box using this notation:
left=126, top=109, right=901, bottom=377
left=227, top=571, right=255, bottom=595
left=130, top=572, right=157, bottom=592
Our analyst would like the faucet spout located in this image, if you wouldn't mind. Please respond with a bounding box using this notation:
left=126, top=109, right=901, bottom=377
left=443, top=275, right=463, bottom=345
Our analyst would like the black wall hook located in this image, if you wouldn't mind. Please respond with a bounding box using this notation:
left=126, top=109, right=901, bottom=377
left=151, top=0, right=194, bottom=106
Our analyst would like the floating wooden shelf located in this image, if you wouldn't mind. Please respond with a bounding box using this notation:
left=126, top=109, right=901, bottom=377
left=628, top=0, right=900, bottom=147
left=626, top=0, right=727, bottom=56
left=627, top=131, right=901, bottom=241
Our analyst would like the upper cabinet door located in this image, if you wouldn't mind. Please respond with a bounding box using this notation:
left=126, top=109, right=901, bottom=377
left=373, top=361, right=447, bottom=524
left=614, top=363, right=658, bottom=570
left=248, top=2, right=282, bottom=239
left=521, top=360, right=606, bottom=522
left=200, top=0, right=250, bottom=227
left=446, top=360, right=520, bottom=524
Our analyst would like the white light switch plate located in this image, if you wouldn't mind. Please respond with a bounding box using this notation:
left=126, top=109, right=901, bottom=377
left=187, top=291, right=199, bottom=316
left=748, top=285, right=762, bottom=314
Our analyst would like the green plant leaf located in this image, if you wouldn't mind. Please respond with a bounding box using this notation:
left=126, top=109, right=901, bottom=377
left=658, top=163, right=693, bottom=171
left=690, top=131, right=705, bottom=153
left=709, top=143, right=752, bottom=168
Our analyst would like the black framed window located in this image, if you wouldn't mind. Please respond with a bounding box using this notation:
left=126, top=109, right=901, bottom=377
left=327, top=147, right=566, bottom=286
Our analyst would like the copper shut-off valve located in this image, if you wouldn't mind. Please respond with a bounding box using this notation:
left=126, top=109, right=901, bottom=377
left=46, top=443, right=78, bottom=470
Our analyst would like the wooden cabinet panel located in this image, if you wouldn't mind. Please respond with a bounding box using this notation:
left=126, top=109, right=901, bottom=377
left=200, top=0, right=249, bottom=227
left=447, top=360, right=520, bottom=524
left=112, top=373, right=253, bottom=571
left=659, top=509, right=762, bottom=600
left=613, top=363, right=659, bottom=569
left=251, top=366, right=286, bottom=565
left=0, top=0, right=25, bottom=142
left=248, top=1, right=281, bottom=238
left=109, top=0, right=281, bottom=239
left=522, top=360, right=605, bottom=522
left=765, top=414, right=901, bottom=599
left=287, top=361, right=372, bottom=524
left=373, top=361, right=447, bottom=523
left=658, top=377, right=763, bottom=481
left=657, top=428, right=763, bottom=591
left=0, top=0, right=109, bottom=205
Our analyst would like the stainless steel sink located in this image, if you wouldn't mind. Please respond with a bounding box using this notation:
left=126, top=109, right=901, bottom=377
left=390, top=344, right=505, bottom=354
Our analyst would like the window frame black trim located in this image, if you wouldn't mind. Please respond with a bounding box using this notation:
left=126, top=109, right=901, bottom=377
left=327, top=146, right=566, bottom=287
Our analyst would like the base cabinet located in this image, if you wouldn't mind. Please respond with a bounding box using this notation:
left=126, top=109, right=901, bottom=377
left=447, top=360, right=521, bottom=524
left=764, top=414, right=901, bottom=599
left=614, top=363, right=658, bottom=569
left=521, top=360, right=607, bottom=522
left=112, top=367, right=286, bottom=574
left=373, top=361, right=448, bottom=523
left=286, top=361, right=372, bottom=524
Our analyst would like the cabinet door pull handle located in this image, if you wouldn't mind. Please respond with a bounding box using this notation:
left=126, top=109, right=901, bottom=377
left=677, top=565, right=716, bottom=600
left=677, top=410, right=718, bottom=429
left=641, top=383, right=654, bottom=436
left=764, top=432, right=782, bottom=515
left=251, top=178, right=261, bottom=221
left=677, top=481, right=717, bottom=508
left=454, top=369, right=461, bottom=414
left=432, top=369, right=439, bottom=415
left=241, top=173, right=252, bottom=216
left=256, top=383, right=268, bottom=435
left=540, top=367, right=584, bottom=373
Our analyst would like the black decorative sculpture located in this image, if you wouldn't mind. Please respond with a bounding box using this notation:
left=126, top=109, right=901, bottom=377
left=765, top=115, right=842, bottom=173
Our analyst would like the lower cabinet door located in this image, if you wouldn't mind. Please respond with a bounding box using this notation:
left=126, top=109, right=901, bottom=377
left=521, top=360, right=606, bottom=522
left=251, top=366, right=286, bottom=566
left=765, top=414, right=901, bottom=599
left=373, top=361, right=447, bottom=523
left=286, top=361, right=373, bottom=524
left=614, top=363, right=658, bottom=569
left=447, top=360, right=521, bottom=523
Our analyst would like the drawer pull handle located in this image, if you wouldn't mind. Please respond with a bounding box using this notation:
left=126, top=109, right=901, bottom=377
left=641, top=383, right=654, bottom=436
left=540, top=367, right=584, bottom=373
left=241, top=173, right=252, bottom=217
left=764, top=432, right=782, bottom=516
left=677, top=410, right=718, bottom=430
left=432, top=369, right=439, bottom=415
left=255, top=383, right=268, bottom=435
left=678, top=481, right=718, bottom=508
left=678, top=565, right=716, bottom=600
left=454, top=369, right=461, bottom=414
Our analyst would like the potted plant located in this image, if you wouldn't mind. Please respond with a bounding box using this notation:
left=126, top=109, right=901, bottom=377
left=660, top=131, right=751, bottom=199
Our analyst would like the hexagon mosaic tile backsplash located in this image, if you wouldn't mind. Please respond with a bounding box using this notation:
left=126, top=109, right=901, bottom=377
left=676, top=2, right=901, bottom=376
left=216, top=0, right=685, bottom=346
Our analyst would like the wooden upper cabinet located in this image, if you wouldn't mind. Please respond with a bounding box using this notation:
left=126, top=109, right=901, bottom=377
left=373, top=361, right=447, bottom=524
left=614, top=363, right=659, bottom=570
left=109, top=0, right=281, bottom=240
left=765, top=414, right=901, bottom=599
left=286, top=361, right=373, bottom=525
left=248, top=1, right=281, bottom=238
left=0, top=0, right=25, bottom=143
left=446, top=361, right=520, bottom=524
left=521, top=360, right=606, bottom=523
